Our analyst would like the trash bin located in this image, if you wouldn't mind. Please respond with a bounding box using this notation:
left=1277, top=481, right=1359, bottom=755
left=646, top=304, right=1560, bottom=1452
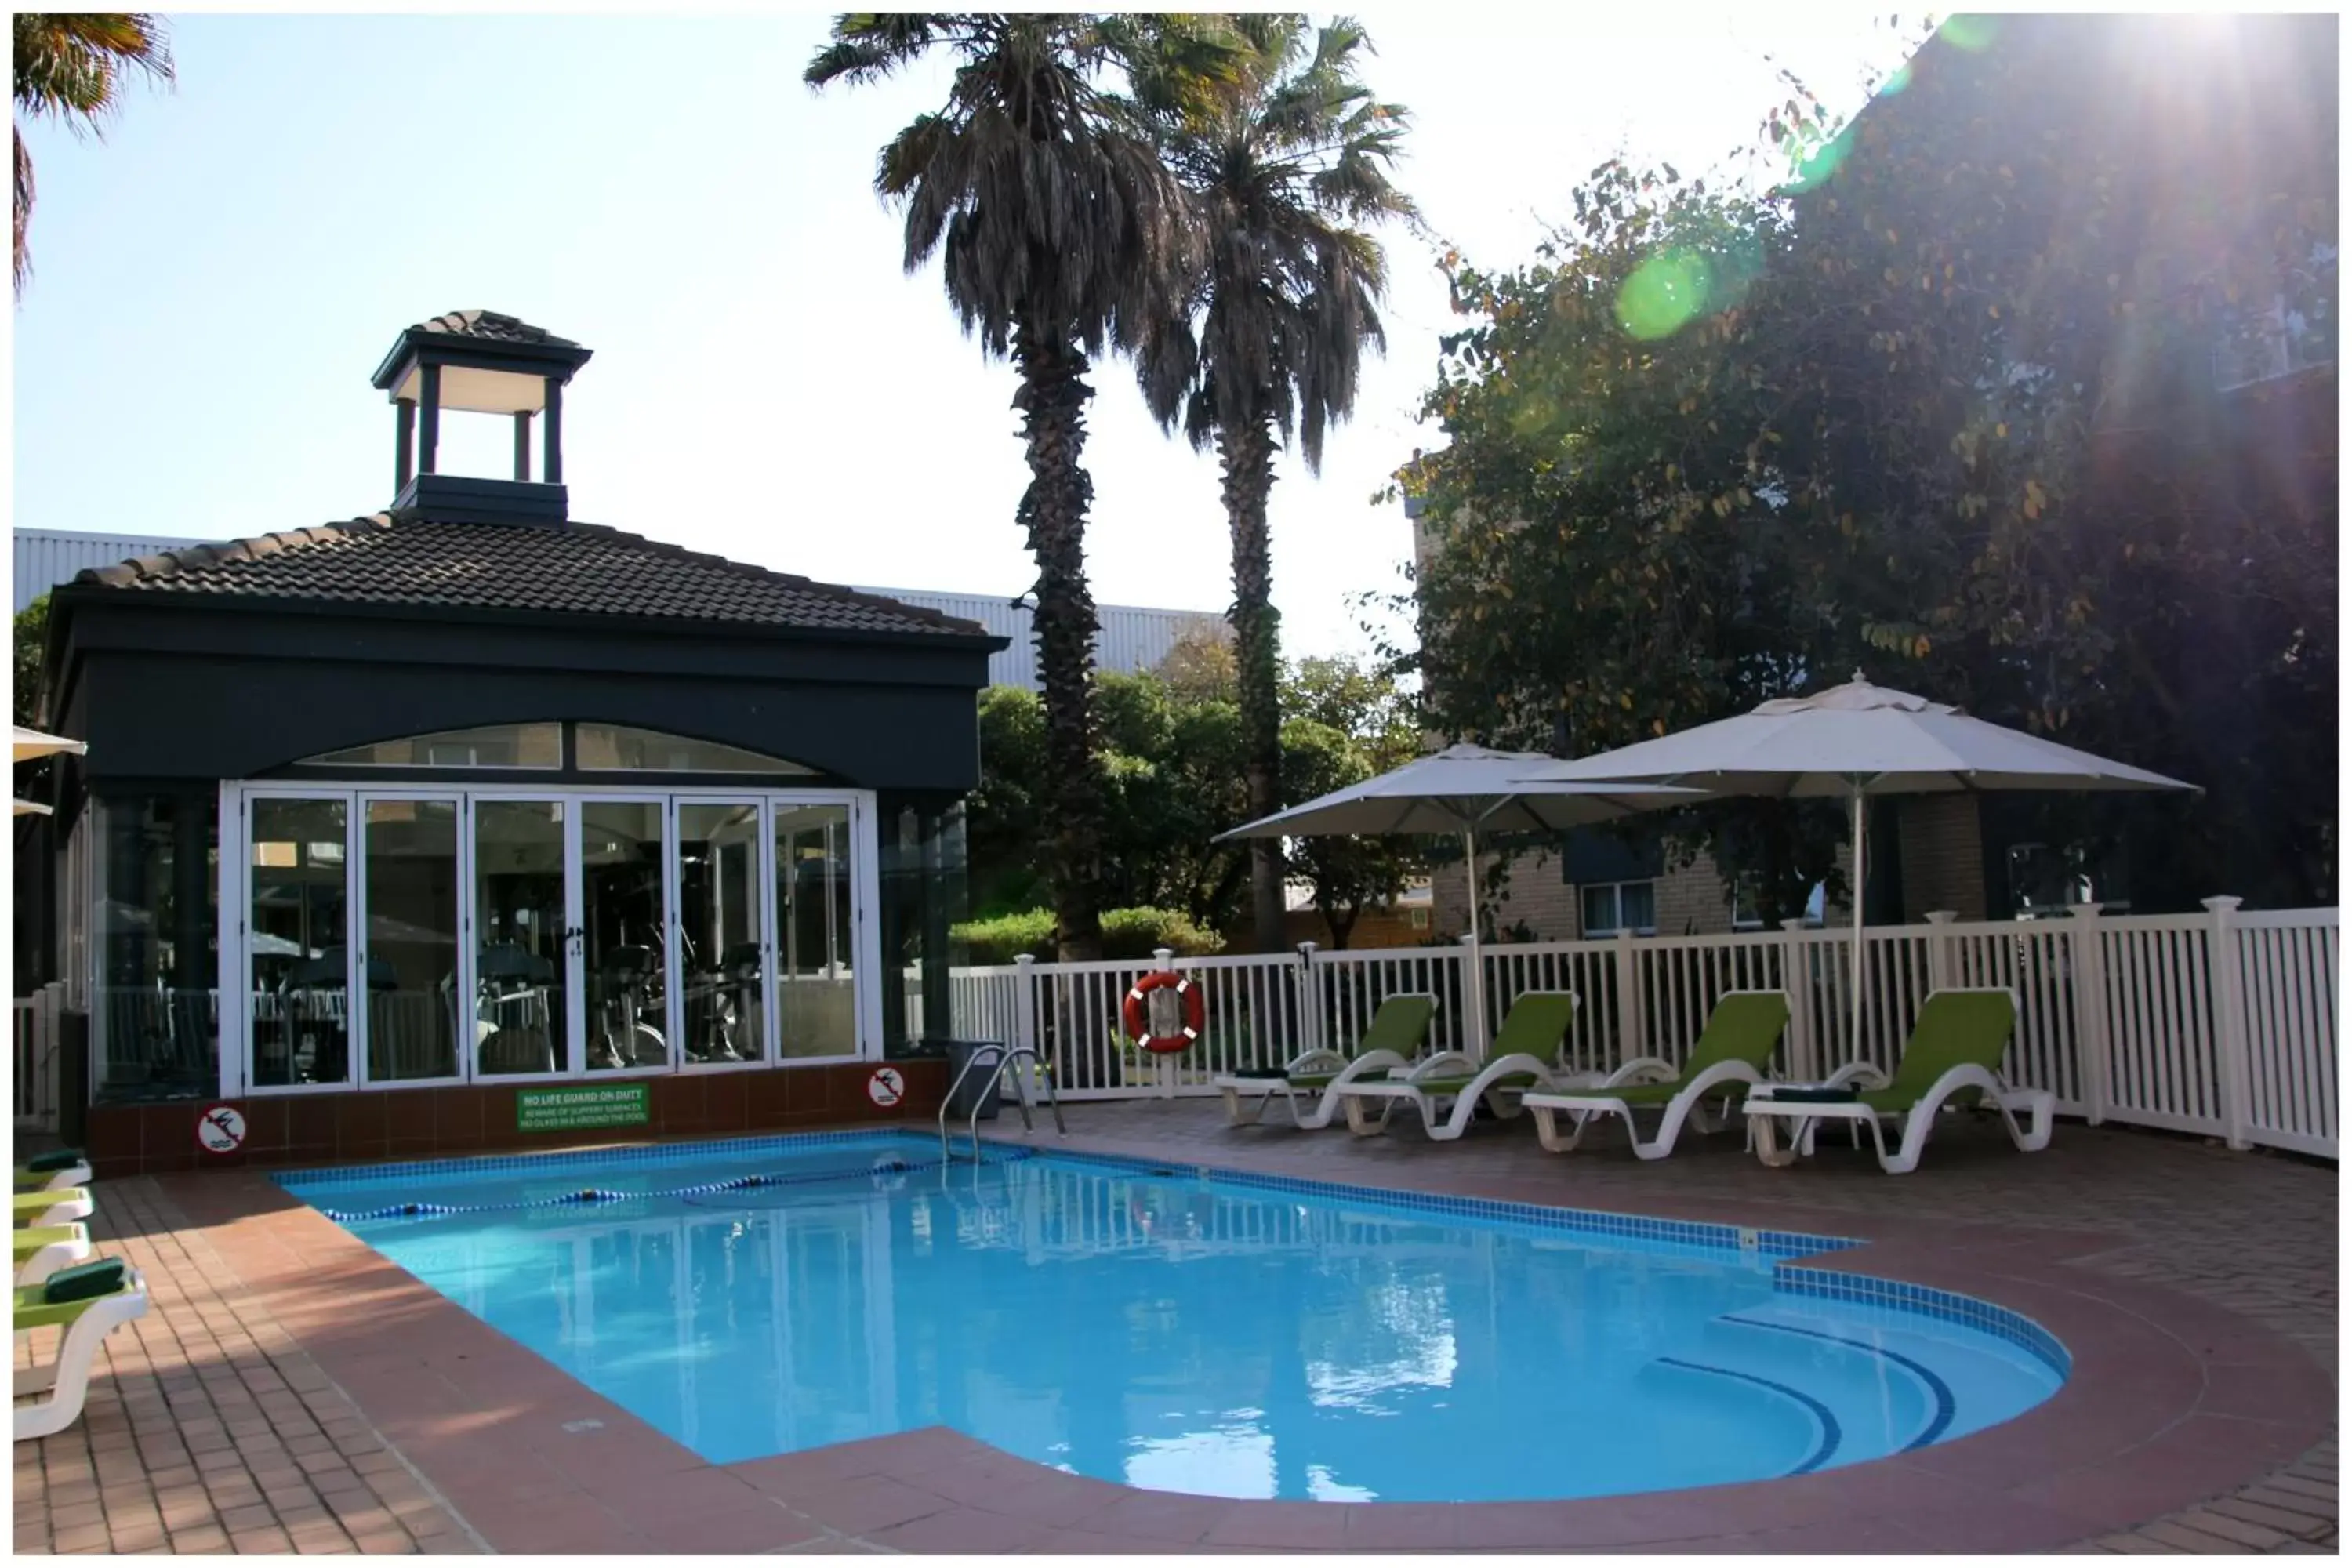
left=942, top=1039, right=1006, bottom=1121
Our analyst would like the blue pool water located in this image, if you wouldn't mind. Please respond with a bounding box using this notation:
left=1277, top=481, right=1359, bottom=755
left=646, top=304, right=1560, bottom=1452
left=281, top=1133, right=2065, bottom=1504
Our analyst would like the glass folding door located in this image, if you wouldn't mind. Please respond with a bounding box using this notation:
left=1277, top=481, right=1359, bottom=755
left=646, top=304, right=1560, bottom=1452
left=774, top=804, right=855, bottom=1058
left=473, top=799, right=573, bottom=1078
left=675, top=801, right=767, bottom=1065
left=248, top=797, right=353, bottom=1089
left=581, top=800, right=668, bottom=1073
left=360, top=798, right=463, bottom=1083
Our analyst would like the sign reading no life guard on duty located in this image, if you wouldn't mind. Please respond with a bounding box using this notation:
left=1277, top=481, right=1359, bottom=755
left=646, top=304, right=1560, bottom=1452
left=517, top=1083, right=652, bottom=1134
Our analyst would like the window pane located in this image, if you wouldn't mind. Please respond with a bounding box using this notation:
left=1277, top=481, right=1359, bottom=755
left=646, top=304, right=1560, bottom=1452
left=300, top=724, right=561, bottom=769
left=1580, top=884, right=1617, bottom=935
left=475, top=800, right=568, bottom=1076
left=95, top=795, right=218, bottom=1104
left=678, top=802, right=764, bottom=1063
left=583, top=801, right=668, bottom=1070
left=251, top=797, right=350, bottom=1088
left=365, top=800, right=461, bottom=1082
left=575, top=724, right=814, bottom=776
left=1621, top=881, right=1657, bottom=934
left=775, top=804, right=856, bottom=1058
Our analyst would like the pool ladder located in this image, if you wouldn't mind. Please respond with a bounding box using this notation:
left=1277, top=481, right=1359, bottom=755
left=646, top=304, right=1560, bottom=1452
left=939, top=1044, right=1067, bottom=1162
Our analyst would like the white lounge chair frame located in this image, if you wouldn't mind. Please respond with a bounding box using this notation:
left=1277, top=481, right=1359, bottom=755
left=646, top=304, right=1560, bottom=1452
left=1745, top=989, right=2055, bottom=1174
left=16, top=1225, right=93, bottom=1287
left=20, top=1163, right=89, bottom=1193
left=1214, top=993, right=1438, bottom=1130
left=14, top=1267, right=151, bottom=1443
left=1521, top=989, right=1791, bottom=1161
left=1335, top=993, right=1591, bottom=1140
left=16, top=1191, right=93, bottom=1230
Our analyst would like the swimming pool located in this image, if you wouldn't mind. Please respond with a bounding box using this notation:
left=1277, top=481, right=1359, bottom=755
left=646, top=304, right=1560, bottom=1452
left=278, top=1131, right=2066, bottom=1504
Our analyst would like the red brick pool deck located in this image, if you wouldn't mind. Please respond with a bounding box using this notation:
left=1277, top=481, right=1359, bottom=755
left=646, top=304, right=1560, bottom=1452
left=15, top=1102, right=2339, bottom=1554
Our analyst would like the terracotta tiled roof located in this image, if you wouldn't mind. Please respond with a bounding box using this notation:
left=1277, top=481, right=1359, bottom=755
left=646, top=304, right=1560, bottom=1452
left=71, top=514, right=991, bottom=640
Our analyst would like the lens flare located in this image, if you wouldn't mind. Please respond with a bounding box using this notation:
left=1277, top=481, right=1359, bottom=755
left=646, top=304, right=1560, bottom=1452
left=1617, top=251, right=1713, bottom=340
left=1778, top=122, right=1857, bottom=194
left=1938, top=14, right=1998, bottom=51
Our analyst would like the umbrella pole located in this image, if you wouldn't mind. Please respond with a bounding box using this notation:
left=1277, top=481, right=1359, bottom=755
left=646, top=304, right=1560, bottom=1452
left=1463, top=829, right=1490, bottom=1062
left=1849, top=785, right=1867, bottom=1069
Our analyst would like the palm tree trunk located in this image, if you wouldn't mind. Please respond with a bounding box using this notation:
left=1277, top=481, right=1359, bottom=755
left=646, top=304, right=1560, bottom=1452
left=1219, top=416, right=1287, bottom=953
left=1013, top=313, right=1106, bottom=960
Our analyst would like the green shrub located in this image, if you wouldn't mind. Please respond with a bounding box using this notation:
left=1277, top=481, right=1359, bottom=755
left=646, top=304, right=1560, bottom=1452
left=951, top=906, right=1226, bottom=964
left=952, top=909, right=1055, bottom=964
left=1100, top=906, right=1225, bottom=960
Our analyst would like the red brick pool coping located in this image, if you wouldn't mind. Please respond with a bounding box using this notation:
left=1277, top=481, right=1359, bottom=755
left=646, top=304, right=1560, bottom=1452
left=154, top=1119, right=2334, bottom=1555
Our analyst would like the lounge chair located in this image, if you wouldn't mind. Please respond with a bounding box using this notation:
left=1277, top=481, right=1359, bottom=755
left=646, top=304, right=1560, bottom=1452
left=1214, top=993, right=1438, bottom=1129
left=14, top=1149, right=89, bottom=1193
left=1336, top=992, right=1586, bottom=1140
left=14, top=1224, right=92, bottom=1287
left=1744, top=988, right=2051, bottom=1174
left=1522, top=989, right=1791, bottom=1160
left=14, top=1258, right=151, bottom=1442
left=13, top=1189, right=92, bottom=1231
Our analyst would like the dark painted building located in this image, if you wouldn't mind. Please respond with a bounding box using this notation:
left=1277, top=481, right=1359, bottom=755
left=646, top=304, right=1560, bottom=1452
left=27, top=310, right=1008, bottom=1176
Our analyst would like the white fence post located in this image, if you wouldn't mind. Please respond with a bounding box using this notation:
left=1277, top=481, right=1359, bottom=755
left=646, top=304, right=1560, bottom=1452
left=1780, top=919, right=1813, bottom=1082
left=1614, top=929, right=1642, bottom=1063
left=1924, top=910, right=1958, bottom=993
left=2202, top=896, right=2254, bottom=1151
left=1014, top=953, right=1038, bottom=1060
left=2068, top=904, right=2111, bottom=1126
left=1294, top=942, right=1319, bottom=1062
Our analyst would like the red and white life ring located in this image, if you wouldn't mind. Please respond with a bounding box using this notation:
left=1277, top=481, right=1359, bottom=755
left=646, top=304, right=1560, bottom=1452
left=1122, top=970, right=1205, bottom=1055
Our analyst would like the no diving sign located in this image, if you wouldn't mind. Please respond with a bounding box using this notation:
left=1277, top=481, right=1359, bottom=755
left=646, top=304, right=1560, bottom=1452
left=867, top=1067, right=906, bottom=1108
left=196, top=1104, right=247, bottom=1155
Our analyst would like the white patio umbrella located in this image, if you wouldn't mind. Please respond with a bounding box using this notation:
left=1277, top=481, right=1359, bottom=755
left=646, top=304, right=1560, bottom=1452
left=1219, top=744, right=1700, bottom=1055
left=13, top=727, right=85, bottom=763
left=1512, top=673, right=2198, bottom=1067
left=13, top=726, right=84, bottom=817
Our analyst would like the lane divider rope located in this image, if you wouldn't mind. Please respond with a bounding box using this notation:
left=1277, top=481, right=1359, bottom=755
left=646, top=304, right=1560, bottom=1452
left=319, top=1147, right=1038, bottom=1223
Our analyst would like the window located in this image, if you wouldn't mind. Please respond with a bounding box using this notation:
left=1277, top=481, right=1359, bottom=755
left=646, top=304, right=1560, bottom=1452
left=1581, top=880, right=1656, bottom=937
left=575, top=724, right=815, bottom=776
left=301, top=724, right=561, bottom=770
left=96, top=794, right=220, bottom=1104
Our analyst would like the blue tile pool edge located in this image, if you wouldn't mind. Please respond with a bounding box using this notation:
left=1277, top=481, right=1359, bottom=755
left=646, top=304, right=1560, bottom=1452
left=270, top=1125, right=2070, bottom=1381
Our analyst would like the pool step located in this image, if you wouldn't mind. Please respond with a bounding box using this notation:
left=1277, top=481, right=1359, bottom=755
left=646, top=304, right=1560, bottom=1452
left=1690, top=1312, right=1941, bottom=1463
left=1720, top=1302, right=2060, bottom=1445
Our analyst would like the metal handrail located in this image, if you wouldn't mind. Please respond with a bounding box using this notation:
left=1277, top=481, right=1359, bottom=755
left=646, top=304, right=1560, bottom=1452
left=938, top=1044, right=1066, bottom=1162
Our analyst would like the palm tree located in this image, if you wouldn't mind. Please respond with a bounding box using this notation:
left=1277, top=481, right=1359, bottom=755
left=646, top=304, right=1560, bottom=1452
left=1136, top=15, right=1414, bottom=952
left=13, top=13, right=172, bottom=295
left=808, top=13, right=1231, bottom=960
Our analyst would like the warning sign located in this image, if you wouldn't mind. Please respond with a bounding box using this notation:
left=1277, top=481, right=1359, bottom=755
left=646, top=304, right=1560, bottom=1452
left=196, top=1104, right=247, bottom=1155
left=517, top=1083, right=651, bottom=1134
left=867, top=1067, right=906, bottom=1108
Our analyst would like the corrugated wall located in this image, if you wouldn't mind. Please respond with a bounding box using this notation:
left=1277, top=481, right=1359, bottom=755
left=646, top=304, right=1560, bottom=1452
left=862, top=587, right=1229, bottom=691
left=15, top=528, right=209, bottom=611
left=13, top=531, right=1226, bottom=692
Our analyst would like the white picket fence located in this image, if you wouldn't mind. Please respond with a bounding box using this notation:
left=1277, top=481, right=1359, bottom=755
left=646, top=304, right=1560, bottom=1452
left=13, top=982, right=66, bottom=1133
left=940, top=899, right=2338, bottom=1159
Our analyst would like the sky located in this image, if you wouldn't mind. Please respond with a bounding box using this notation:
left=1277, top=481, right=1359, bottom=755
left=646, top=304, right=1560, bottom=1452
left=10, top=9, right=1919, bottom=662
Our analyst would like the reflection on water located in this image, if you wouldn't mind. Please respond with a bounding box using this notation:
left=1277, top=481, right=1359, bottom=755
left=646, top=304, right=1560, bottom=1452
left=352, top=1156, right=2054, bottom=1503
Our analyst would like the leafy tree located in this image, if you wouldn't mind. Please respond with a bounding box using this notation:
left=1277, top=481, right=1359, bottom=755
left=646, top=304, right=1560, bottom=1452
left=967, top=652, right=1424, bottom=941
left=1392, top=14, right=2336, bottom=913
left=15, top=593, right=49, bottom=727
left=806, top=14, right=1236, bottom=957
left=13, top=13, right=170, bottom=294
left=1137, top=14, right=1415, bottom=952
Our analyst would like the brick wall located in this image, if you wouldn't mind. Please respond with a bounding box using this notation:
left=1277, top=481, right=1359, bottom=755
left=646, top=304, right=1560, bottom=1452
left=82, top=1059, right=950, bottom=1179
left=1899, top=794, right=1990, bottom=920
left=1429, top=846, right=1748, bottom=941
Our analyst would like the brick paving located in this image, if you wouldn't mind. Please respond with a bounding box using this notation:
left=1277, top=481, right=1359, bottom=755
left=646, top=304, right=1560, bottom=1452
left=14, top=1178, right=482, bottom=1555
left=10, top=1109, right=2339, bottom=1554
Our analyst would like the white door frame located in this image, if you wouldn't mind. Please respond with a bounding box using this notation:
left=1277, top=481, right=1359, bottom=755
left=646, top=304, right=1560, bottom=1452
left=221, top=780, right=878, bottom=1098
